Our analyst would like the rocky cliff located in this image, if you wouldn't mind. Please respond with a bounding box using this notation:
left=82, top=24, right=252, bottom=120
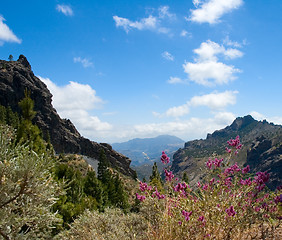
left=172, top=115, right=282, bottom=189
left=0, top=55, right=135, bottom=177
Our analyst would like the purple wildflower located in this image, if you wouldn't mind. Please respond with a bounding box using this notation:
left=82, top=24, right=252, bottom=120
left=164, top=169, right=174, bottom=182
left=242, top=165, right=250, bottom=174
left=182, top=210, right=192, bottom=221
left=161, top=151, right=170, bottom=164
left=225, top=205, right=236, bottom=217
left=136, top=193, right=146, bottom=202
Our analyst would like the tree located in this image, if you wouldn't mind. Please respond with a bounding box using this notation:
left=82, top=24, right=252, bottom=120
left=0, top=126, right=62, bottom=239
left=97, top=149, right=111, bottom=184
left=8, top=54, right=13, bottom=61
left=149, top=162, right=163, bottom=190
left=18, top=89, right=36, bottom=121
left=16, top=91, right=46, bottom=153
left=182, top=172, right=189, bottom=184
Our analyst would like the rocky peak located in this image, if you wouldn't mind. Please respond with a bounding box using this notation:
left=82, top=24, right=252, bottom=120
left=0, top=56, right=135, bottom=178
left=18, top=55, right=31, bottom=70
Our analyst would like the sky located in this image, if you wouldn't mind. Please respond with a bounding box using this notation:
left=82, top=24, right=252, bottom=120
left=1, top=0, right=282, bottom=143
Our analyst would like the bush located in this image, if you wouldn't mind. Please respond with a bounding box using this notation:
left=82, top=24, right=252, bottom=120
left=135, top=136, right=282, bottom=239
left=55, top=208, right=148, bottom=240
left=0, top=126, right=62, bottom=239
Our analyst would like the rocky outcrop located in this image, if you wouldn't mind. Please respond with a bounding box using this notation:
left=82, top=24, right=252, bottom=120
left=246, top=136, right=282, bottom=189
left=0, top=55, right=135, bottom=177
left=172, top=116, right=282, bottom=189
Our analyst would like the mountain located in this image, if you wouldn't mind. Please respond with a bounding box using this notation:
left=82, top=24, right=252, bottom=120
left=172, top=115, right=282, bottom=189
left=112, top=135, right=185, bottom=166
left=0, top=55, right=135, bottom=177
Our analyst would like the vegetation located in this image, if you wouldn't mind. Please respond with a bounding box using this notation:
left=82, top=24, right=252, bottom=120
left=0, top=94, right=281, bottom=239
left=0, top=126, right=62, bottom=239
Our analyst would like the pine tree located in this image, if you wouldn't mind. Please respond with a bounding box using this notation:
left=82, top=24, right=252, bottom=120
left=16, top=91, right=46, bottom=153
left=149, top=162, right=163, bottom=190
left=8, top=54, right=13, bottom=61
left=97, top=149, right=111, bottom=184
left=182, top=172, right=189, bottom=183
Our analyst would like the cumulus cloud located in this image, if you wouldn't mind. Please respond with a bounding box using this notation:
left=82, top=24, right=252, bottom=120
left=0, top=16, right=21, bottom=45
left=56, top=4, right=74, bottom=16
left=38, top=76, right=112, bottom=140
left=183, top=40, right=242, bottom=86
left=132, top=112, right=235, bottom=142
left=189, top=90, right=238, bottom=109
left=113, top=6, right=175, bottom=34
left=162, top=51, right=174, bottom=61
left=73, top=57, right=93, bottom=68
left=157, top=90, right=238, bottom=118
left=189, top=0, right=243, bottom=24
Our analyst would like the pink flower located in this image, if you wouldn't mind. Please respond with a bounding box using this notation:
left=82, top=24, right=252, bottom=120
left=161, top=151, right=170, bottom=164
left=139, top=181, right=152, bottom=192
left=227, top=136, right=241, bottom=148
left=242, top=165, right=250, bottom=174
left=164, top=169, right=174, bottom=182
left=182, top=210, right=192, bottom=221
left=226, top=147, right=232, bottom=153
left=225, top=205, right=236, bottom=217
left=152, top=188, right=165, bottom=200
left=136, top=193, right=146, bottom=202
left=198, top=215, right=205, bottom=222
left=174, top=182, right=187, bottom=192
left=206, top=158, right=212, bottom=169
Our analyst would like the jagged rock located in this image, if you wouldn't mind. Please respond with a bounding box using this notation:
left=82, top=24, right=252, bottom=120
left=0, top=56, right=135, bottom=177
left=172, top=116, right=282, bottom=189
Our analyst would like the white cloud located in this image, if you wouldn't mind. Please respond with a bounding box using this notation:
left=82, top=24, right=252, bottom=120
left=165, top=103, right=190, bottom=118
left=158, top=6, right=176, bottom=20
left=113, top=15, right=157, bottom=33
left=132, top=113, right=235, bottom=142
left=189, top=0, right=243, bottom=24
left=167, top=77, right=187, bottom=84
left=249, top=111, right=282, bottom=125
left=113, top=6, right=176, bottom=34
left=38, top=76, right=112, bottom=140
left=190, top=90, right=238, bottom=109
left=0, top=16, right=21, bottom=45
left=180, top=30, right=192, bottom=38
left=184, top=61, right=240, bottom=86
left=56, top=4, right=74, bottom=16
left=162, top=51, right=174, bottom=61
left=183, top=40, right=242, bottom=86
left=157, top=91, right=238, bottom=118
left=73, top=57, right=93, bottom=68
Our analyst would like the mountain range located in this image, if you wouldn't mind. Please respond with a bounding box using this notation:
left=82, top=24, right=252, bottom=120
left=172, top=115, right=282, bottom=189
left=112, top=135, right=185, bottom=166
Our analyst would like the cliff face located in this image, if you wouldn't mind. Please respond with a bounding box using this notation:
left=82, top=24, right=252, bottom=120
left=172, top=116, right=282, bottom=189
left=0, top=55, right=135, bottom=177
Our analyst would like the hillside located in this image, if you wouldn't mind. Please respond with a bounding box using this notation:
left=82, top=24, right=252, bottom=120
left=112, top=135, right=185, bottom=166
left=0, top=55, right=135, bottom=177
left=172, top=115, right=282, bottom=189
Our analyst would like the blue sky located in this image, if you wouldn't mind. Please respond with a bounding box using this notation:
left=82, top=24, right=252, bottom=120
left=1, top=0, right=282, bottom=143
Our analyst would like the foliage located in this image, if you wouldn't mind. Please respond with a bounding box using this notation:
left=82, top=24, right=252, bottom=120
left=55, top=208, right=148, bottom=240
left=149, top=162, right=163, bottom=191
left=16, top=91, right=47, bottom=154
left=0, top=126, right=62, bottom=240
left=135, top=137, right=282, bottom=239
left=8, top=55, right=13, bottom=61
left=0, top=105, right=20, bottom=128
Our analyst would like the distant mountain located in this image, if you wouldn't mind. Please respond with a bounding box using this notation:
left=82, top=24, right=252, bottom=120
left=0, top=55, right=135, bottom=177
left=112, top=135, right=185, bottom=166
left=172, top=115, right=282, bottom=189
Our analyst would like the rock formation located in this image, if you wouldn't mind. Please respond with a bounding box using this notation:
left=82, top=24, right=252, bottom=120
left=172, top=116, right=282, bottom=189
left=0, top=55, right=135, bottom=177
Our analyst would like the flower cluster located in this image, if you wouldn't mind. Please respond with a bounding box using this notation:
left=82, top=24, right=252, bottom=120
left=135, top=136, right=281, bottom=239
left=206, top=157, right=224, bottom=169
left=160, top=151, right=170, bottom=164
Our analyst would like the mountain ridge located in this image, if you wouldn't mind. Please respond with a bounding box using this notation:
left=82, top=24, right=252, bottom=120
left=172, top=115, right=282, bottom=189
left=0, top=55, right=135, bottom=177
